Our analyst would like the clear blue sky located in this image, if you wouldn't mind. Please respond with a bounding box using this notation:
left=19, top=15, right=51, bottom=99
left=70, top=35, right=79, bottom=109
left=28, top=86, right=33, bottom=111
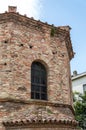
left=40, top=0, right=86, bottom=75
left=0, top=0, right=86, bottom=75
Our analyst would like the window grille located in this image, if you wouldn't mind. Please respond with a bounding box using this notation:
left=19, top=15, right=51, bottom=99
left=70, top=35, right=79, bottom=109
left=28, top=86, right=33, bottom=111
left=31, top=61, right=47, bottom=100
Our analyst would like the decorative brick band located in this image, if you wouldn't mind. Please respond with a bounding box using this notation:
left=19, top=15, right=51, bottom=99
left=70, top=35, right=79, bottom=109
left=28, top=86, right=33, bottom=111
left=3, top=119, right=78, bottom=127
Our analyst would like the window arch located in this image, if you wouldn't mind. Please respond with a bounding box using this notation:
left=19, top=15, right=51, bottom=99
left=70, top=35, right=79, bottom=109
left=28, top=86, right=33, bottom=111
left=31, top=61, right=47, bottom=100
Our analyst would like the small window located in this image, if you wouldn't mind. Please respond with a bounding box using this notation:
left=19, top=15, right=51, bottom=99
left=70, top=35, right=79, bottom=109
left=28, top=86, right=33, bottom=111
left=31, top=61, right=47, bottom=100
left=83, top=84, right=86, bottom=93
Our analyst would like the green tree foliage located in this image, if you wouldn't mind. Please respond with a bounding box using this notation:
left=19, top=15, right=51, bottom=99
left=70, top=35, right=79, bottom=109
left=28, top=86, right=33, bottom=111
left=74, top=92, right=86, bottom=129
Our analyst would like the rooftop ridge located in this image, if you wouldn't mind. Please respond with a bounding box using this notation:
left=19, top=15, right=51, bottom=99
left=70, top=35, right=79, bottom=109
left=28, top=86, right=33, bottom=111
left=72, top=71, right=86, bottom=80
left=0, top=11, right=71, bottom=31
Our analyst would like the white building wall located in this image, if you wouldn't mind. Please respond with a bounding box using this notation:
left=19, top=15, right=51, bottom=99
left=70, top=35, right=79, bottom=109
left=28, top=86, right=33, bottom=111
left=72, top=76, right=86, bottom=94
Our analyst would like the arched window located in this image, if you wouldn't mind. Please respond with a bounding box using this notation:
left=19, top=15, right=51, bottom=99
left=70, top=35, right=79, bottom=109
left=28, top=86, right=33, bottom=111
left=31, top=61, right=47, bottom=100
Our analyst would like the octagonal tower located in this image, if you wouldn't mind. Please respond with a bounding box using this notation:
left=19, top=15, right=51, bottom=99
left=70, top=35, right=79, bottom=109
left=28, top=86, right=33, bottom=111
left=0, top=6, right=78, bottom=130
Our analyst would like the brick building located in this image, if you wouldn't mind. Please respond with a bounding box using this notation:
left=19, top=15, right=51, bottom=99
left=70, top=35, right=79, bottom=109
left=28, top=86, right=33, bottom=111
left=0, top=6, right=78, bottom=130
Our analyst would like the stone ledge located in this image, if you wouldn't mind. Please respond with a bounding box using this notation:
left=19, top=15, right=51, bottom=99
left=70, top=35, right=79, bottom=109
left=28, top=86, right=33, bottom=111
left=0, top=98, right=75, bottom=115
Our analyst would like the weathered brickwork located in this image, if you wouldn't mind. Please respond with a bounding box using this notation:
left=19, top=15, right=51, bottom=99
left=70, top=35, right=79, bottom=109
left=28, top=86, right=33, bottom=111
left=0, top=6, right=78, bottom=130
left=0, top=19, right=72, bottom=104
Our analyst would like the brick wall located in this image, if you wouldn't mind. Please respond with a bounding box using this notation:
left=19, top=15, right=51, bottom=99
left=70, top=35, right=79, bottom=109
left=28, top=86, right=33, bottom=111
left=0, top=20, right=72, bottom=104
left=0, top=11, right=77, bottom=130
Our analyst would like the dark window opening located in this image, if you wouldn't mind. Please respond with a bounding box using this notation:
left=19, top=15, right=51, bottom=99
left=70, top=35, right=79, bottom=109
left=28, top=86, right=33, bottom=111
left=31, top=61, right=47, bottom=100
left=83, top=84, right=86, bottom=93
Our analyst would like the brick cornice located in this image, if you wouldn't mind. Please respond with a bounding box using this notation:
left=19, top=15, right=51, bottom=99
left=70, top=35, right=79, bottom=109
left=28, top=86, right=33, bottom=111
left=3, top=119, right=78, bottom=128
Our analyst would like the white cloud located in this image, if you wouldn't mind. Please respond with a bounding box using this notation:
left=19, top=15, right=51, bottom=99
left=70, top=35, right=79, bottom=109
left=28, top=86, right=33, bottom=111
left=0, top=0, right=42, bottom=19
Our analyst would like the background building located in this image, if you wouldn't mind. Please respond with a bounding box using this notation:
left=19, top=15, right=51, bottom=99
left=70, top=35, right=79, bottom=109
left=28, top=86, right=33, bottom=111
left=72, top=71, right=86, bottom=94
